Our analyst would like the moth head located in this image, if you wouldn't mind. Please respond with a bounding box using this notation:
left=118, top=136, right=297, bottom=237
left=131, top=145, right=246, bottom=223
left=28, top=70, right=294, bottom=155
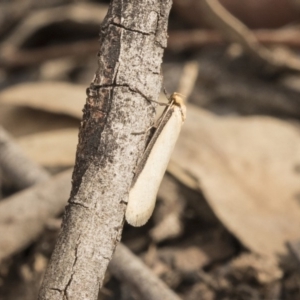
left=170, top=92, right=186, bottom=122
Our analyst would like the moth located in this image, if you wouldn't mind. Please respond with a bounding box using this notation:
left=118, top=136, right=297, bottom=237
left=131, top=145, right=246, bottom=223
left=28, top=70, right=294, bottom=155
left=126, top=93, right=186, bottom=227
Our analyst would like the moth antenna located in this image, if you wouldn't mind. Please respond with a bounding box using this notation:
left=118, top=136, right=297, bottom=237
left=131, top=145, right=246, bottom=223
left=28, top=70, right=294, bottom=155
left=148, top=99, right=168, bottom=106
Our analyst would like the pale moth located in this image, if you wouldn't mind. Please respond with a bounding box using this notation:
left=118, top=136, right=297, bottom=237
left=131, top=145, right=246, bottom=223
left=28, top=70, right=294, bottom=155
left=126, top=93, right=186, bottom=227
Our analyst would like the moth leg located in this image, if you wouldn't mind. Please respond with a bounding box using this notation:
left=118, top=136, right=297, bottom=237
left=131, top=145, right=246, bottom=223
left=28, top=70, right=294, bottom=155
left=131, top=124, right=156, bottom=136
left=147, top=99, right=169, bottom=106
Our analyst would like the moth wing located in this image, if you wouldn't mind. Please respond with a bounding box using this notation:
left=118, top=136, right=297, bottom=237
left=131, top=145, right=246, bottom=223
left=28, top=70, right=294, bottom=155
left=126, top=106, right=184, bottom=226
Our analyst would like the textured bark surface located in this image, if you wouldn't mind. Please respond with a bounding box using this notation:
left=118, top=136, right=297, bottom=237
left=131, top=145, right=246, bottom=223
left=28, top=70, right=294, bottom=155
left=38, top=0, right=172, bottom=299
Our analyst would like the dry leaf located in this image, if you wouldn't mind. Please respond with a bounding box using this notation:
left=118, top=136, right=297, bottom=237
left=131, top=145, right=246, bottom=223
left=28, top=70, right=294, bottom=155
left=17, top=128, right=78, bottom=167
left=151, top=175, right=185, bottom=242
left=170, top=104, right=300, bottom=259
left=158, top=243, right=233, bottom=274
left=0, top=82, right=85, bottom=119
left=229, top=253, right=283, bottom=284
left=0, top=104, right=79, bottom=137
left=153, top=227, right=235, bottom=278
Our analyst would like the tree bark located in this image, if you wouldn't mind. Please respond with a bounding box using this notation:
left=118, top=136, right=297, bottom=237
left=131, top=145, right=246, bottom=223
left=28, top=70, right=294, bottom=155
left=38, top=0, right=172, bottom=299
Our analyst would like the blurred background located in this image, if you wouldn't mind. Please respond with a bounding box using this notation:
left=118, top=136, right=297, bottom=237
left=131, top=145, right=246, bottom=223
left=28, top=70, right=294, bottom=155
left=1, top=0, right=300, bottom=299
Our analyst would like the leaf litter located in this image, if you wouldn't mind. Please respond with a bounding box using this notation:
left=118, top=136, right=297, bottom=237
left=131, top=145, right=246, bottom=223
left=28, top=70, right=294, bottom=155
left=2, top=82, right=300, bottom=290
left=1, top=16, right=300, bottom=296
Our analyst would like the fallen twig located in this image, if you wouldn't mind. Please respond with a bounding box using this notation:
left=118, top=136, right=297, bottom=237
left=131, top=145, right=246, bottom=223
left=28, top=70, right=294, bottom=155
left=0, top=169, right=72, bottom=262
left=168, top=28, right=300, bottom=52
left=0, top=126, right=49, bottom=189
left=200, top=0, right=300, bottom=72
left=3, top=27, right=300, bottom=68
left=109, top=244, right=181, bottom=300
left=0, top=3, right=107, bottom=68
left=0, top=0, right=34, bottom=37
left=0, top=40, right=99, bottom=68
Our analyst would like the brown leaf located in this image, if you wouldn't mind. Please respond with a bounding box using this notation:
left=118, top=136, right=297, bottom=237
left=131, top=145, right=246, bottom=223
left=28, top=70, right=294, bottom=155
left=0, top=82, right=85, bottom=119
left=151, top=175, right=185, bottom=243
left=170, top=104, right=300, bottom=259
left=228, top=253, right=283, bottom=284
left=0, top=104, right=79, bottom=137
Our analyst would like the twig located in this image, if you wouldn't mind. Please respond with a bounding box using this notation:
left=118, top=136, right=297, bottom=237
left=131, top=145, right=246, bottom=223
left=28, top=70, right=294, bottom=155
left=176, top=60, right=199, bottom=100
left=0, top=0, right=34, bottom=37
left=200, top=0, right=300, bottom=72
left=109, top=244, right=181, bottom=300
left=168, top=29, right=223, bottom=52
left=253, top=28, right=300, bottom=49
left=168, top=28, right=300, bottom=52
left=0, top=40, right=99, bottom=68
left=0, top=169, right=72, bottom=262
left=0, top=126, right=49, bottom=189
left=0, top=3, right=107, bottom=68
left=38, top=0, right=173, bottom=299
left=3, top=27, right=300, bottom=68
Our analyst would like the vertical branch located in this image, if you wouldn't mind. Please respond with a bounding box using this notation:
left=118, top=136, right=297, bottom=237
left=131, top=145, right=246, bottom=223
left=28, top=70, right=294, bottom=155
left=38, top=0, right=172, bottom=299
